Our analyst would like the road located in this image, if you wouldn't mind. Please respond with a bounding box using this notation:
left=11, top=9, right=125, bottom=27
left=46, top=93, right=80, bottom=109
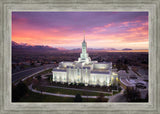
left=108, top=89, right=127, bottom=102
left=12, top=64, right=54, bottom=83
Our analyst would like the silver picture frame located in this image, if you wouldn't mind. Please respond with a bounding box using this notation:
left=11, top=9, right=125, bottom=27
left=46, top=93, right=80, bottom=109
left=0, top=0, right=160, bottom=114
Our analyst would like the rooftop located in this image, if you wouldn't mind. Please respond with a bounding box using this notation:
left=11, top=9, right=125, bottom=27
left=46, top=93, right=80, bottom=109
left=53, top=68, right=66, bottom=72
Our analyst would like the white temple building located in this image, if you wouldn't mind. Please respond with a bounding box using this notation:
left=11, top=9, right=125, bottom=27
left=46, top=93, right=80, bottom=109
left=52, top=34, right=119, bottom=86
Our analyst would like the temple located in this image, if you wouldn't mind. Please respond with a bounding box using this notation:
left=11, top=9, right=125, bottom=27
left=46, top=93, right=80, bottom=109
left=52, top=33, right=119, bottom=86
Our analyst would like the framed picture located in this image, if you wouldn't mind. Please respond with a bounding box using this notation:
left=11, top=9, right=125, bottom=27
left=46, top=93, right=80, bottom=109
left=0, top=0, right=160, bottom=114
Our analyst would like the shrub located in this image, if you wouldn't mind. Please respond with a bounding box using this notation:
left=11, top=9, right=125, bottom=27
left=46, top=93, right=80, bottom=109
left=74, top=94, right=82, bottom=102
left=12, top=81, right=28, bottom=102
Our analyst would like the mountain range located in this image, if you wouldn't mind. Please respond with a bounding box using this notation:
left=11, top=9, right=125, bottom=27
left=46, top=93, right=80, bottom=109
left=12, top=41, right=122, bottom=51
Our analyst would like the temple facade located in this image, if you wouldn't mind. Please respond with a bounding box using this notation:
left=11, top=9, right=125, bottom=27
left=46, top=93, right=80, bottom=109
left=52, top=34, right=118, bottom=86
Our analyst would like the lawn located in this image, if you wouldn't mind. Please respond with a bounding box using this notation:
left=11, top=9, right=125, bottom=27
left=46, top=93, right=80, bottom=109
left=112, top=91, right=120, bottom=95
left=19, top=90, right=108, bottom=102
left=19, top=90, right=74, bottom=102
left=23, top=76, right=33, bottom=85
left=39, top=69, right=52, bottom=75
left=33, top=85, right=112, bottom=96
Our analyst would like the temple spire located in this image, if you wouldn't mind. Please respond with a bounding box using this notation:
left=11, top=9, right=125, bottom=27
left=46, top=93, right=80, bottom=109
left=83, top=30, right=85, bottom=42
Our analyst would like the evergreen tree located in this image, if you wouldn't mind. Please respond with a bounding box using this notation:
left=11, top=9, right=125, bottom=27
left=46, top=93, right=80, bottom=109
left=74, top=94, right=82, bottom=102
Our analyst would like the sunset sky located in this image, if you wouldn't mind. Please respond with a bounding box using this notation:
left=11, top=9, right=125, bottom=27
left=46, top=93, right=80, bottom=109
left=12, top=12, right=148, bottom=50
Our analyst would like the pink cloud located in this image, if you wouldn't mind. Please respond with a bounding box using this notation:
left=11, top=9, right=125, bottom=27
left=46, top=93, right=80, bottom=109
left=104, top=23, right=113, bottom=28
left=12, top=16, right=148, bottom=49
left=92, top=23, right=115, bottom=33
